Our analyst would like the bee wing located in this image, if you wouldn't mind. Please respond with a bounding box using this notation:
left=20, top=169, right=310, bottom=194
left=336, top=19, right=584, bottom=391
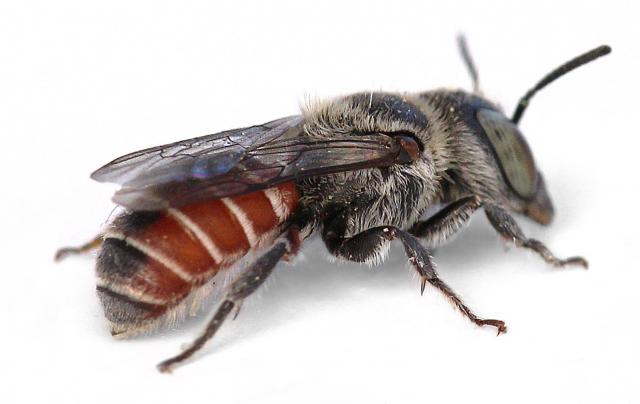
left=92, top=115, right=408, bottom=211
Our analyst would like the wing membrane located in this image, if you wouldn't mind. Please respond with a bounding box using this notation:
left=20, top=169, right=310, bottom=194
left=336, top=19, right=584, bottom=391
left=92, top=116, right=303, bottom=188
left=92, top=116, right=407, bottom=210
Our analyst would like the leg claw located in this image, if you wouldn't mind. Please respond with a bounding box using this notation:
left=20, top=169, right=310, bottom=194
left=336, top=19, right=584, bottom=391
left=157, top=362, right=174, bottom=374
left=476, top=319, right=507, bottom=335
left=561, top=256, right=589, bottom=269
left=54, top=247, right=76, bottom=262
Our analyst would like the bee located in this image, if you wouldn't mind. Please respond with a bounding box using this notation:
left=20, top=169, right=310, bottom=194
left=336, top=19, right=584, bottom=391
left=56, top=37, right=611, bottom=373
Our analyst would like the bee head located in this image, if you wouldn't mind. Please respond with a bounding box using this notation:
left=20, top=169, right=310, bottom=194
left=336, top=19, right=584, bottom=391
left=475, top=106, right=554, bottom=224
left=456, top=37, right=610, bottom=225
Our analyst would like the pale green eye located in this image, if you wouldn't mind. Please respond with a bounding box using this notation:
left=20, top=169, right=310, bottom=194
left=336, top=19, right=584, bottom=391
left=477, top=109, right=537, bottom=199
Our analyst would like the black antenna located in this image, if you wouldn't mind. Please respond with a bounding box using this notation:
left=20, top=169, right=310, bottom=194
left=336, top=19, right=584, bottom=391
left=512, top=45, right=611, bottom=125
left=457, top=34, right=480, bottom=93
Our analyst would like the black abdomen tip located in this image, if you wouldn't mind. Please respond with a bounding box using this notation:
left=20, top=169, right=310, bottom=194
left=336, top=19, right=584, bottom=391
left=97, top=286, right=164, bottom=334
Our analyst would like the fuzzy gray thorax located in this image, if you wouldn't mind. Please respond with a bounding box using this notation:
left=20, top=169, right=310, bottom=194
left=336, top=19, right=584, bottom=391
left=295, top=90, right=515, bottom=238
left=297, top=92, right=443, bottom=237
left=299, top=160, right=438, bottom=237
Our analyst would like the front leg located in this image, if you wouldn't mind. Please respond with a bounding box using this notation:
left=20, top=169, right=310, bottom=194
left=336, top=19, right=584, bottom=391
left=410, top=197, right=480, bottom=247
left=484, top=204, right=588, bottom=268
left=322, top=218, right=506, bottom=334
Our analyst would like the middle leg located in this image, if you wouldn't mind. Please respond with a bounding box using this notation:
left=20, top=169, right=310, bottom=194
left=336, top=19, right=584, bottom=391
left=322, top=221, right=506, bottom=334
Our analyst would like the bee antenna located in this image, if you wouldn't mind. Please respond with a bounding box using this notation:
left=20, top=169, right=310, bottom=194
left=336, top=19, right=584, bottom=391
left=457, top=34, right=480, bottom=93
left=512, top=45, right=611, bottom=125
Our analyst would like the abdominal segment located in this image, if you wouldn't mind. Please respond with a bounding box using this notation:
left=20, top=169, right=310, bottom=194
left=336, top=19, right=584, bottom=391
left=95, top=183, right=299, bottom=336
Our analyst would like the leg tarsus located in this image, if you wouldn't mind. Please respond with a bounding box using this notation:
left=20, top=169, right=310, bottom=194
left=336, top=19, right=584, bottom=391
left=485, top=204, right=588, bottom=269
left=522, top=239, right=588, bottom=269
left=157, top=300, right=235, bottom=373
left=54, top=234, right=103, bottom=262
left=423, top=275, right=507, bottom=335
left=475, top=318, right=507, bottom=335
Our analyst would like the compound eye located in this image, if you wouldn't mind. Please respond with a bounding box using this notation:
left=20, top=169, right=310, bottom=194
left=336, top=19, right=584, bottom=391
left=395, top=135, right=422, bottom=163
left=477, top=109, right=537, bottom=199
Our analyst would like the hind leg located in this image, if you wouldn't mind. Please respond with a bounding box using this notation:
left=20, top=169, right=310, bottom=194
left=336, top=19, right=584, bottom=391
left=54, top=234, right=103, bottom=261
left=157, top=229, right=300, bottom=373
left=484, top=204, right=588, bottom=268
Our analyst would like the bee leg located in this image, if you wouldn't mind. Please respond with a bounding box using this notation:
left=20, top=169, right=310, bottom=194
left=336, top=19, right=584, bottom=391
left=323, top=223, right=506, bottom=334
left=484, top=204, right=588, bottom=268
left=156, top=230, right=299, bottom=373
left=395, top=229, right=507, bottom=335
left=409, top=197, right=481, bottom=247
left=54, top=234, right=103, bottom=262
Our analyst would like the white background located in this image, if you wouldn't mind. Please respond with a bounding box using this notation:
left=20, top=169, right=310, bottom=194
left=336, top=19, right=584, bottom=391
left=1, top=1, right=638, bottom=403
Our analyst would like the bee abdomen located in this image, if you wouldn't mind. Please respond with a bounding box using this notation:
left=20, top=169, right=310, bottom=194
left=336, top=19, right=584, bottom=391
left=96, top=182, right=299, bottom=336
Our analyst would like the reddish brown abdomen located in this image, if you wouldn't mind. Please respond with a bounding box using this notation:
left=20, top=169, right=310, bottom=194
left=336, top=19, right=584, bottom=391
left=96, top=183, right=299, bottom=336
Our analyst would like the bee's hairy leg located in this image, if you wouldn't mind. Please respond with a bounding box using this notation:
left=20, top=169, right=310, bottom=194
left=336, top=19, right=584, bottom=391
left=409, top=196, right=481, bottom=247
left=484, top=204, right=588, bottom=269
left=394, top=229, right=506, bottom=335
left=322, top=222, right=506, bottom=335
left=157, top=228, right=300, bottom=373
left=54, top=234, right=104, bottom=262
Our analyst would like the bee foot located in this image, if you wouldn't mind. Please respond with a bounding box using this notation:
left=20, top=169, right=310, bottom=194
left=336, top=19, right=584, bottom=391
left=559, top=256, right=588, bottom=269
left=54, top=235, right=103, bottom=262
left=475, top=319, right=507, bottom=335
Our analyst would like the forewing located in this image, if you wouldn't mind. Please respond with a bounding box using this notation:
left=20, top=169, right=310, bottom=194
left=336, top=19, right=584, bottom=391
left=92, top=116, right=303, bottom=188
left=92, top=116, right=407, bottom=210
